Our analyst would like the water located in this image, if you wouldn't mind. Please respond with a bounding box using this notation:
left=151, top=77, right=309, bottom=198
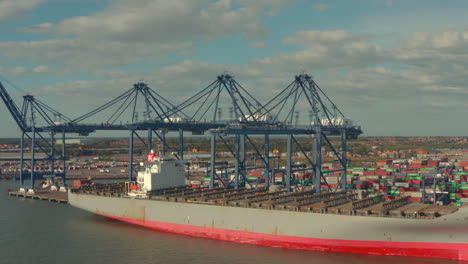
left=0, top=181, right=461, bottom=264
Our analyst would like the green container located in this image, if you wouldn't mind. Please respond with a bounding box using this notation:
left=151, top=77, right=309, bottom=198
left=421, top=167, right=435, bottom=171
left=203, top=177, right=211, bottom=181
left=407, top=173, right=420, bottom=177
left=367, top=168, right=377, bottom=171
left=453, top=203, right=461, bottom=206
left=298, top=179, right=311, bottom=184
left=346, top=184, right=354, bottom=188
left=457, top=185, right=468, bottom=190
left=387, top=190, right=400, bottom=195
left=450, top=193, right=456, bottom=199
left=246, top=176, right=259, bottom=180
left=456, top=172, right=468, bottom=176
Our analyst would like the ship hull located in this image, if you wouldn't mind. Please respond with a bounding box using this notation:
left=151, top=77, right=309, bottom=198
left=69, top=192, right=468, bottom=261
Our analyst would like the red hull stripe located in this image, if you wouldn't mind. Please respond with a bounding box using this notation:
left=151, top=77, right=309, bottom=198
left=98, top=214, right=468, bottom=261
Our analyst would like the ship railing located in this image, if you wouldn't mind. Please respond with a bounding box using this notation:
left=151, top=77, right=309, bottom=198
left=190, top=189, right=243, bottom=201
left=148, top=186, right=193, bottom=197
left=230, top=190, right=287, bottom=207
left=211, top=188, right=267, bottom=204
left=71, top=182, right=125, bottom=194
left=381, top=196, right=411, bottom=214
left=420, top=205, right=459, bottom=217
left=321, top=193, right=357, bottom=208
left=400, top=203, right=435, bottom=218
left=175, top=188, right=230, bottom=200
left=153, top=187, right=221, bottom=199
left=246, top=190, right=287, bottom=203
left=351, top=194, right=384, bottom=210
left=262, top=190, right=315, bottom=209
left=206, top=188, right=266, bottom=201
left=297, top=192, right=336, bottom=206
left=148, top=186, right=188, bottom=196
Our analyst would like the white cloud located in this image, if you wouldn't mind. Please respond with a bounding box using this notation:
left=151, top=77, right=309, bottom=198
left=0, top=0, right=45, bottom=21
left=32, top=65, right=49, bottom=73
left=315, top=4, right=329, bottom=12
left=23, top=0, right=293, bottom=42
left=250, top=41, right=266, bottom=48
left=282, top=30, right=366, bottom=45
left=0, top=65, right=50, bottom=76
left=0, top=39, right=192, bottom=70
left=236, top=0, right=294, bottom=16
left=258, top=31, right=387, bottom=72
left=7, top=0, right=293, bottom=72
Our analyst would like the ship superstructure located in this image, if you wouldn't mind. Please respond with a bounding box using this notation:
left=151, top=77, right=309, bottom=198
left=128, top=151, right=185, bottom=198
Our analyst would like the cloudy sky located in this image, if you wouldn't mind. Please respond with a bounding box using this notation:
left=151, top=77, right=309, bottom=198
left=1, top=0, right=468, bottom=137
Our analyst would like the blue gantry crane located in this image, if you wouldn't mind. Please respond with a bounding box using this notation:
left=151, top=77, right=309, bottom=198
left=0, top=81, right=81, bottom=192
left=208, top=73, right=362, bottom=193
left=0, top=72, right=362, bottom=193
left=169, top=74, right=267, bottom=124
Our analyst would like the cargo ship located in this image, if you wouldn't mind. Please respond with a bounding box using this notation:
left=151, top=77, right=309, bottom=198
left=68, top=154, right=468, bottom=261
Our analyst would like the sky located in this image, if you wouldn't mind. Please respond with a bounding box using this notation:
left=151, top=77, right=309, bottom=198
left=1, top=0, right=468, bottom=137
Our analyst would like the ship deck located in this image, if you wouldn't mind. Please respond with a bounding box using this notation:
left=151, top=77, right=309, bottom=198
left=72, top=183, right=459, bottom=219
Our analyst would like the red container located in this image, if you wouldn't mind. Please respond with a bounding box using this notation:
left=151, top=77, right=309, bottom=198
left=73, top=179, right=92, bottom=188
left=408, top=197, right=422, bottom=202
left=250, top=171, right=262, bottom=177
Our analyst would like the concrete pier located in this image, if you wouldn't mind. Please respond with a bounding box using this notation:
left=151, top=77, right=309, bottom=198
left=8, top=189, right=68, bottom=204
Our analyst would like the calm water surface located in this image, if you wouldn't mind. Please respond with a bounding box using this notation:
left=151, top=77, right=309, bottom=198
left=0, top=181, right=462, bottom=264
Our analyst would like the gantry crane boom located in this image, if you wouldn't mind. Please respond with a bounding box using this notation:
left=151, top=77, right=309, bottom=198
left=0, top=81, right=26, bottom=131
